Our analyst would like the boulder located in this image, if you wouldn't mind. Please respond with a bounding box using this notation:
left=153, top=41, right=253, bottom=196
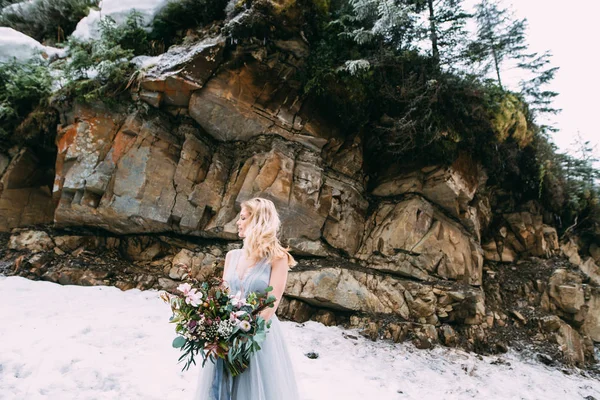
left=188, top=47, right=336, bottom=150
left=9, top=230, right=54, bottom=253
left=285, top=267, right=485, bottom=324
left=504, top=212, right=559, bottom=257
left=580, top=258, right=600, bottom=286
left=277, top=297, right=316, bottom=323
left=484, top=212, right=559, bottom=261
left=371, top=154, right=488, bottom=239
left=582, top=289, right=600, bottom=342
left=555, top=320, right=585, bottom=366
left=356, top=197, right=483, bottom=285
left=546, top=269, right=590, bottom=327
left=137, top=36, right=225, bottom=108
left=561, top=239, right=582, bottom=265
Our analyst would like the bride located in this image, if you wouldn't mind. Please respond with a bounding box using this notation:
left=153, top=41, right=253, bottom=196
left=193, top=197, right=301, bottom=400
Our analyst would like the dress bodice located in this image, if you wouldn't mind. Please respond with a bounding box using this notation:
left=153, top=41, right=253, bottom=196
left=226, top=249, right=272, bottom=296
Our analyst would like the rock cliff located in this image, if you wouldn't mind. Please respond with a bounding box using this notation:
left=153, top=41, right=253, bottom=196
left=1, top=18, right=599, bottom=368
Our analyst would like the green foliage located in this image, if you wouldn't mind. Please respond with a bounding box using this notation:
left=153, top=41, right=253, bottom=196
left=337, top=0, right=419, bottom=50
left=534, top=133, right=600, bottom=240
left=518, top=50, right=560, bottom=126
left=0, top=0, right=99, bottom=44
left=301, top=6, right=562, bottom=219
left=98, top=11, right=151, bottom=56
left=410, top=0, right=471, bottom=67
left=466, top=0, right=528, bottom=88
left=0, top=58, right=53, bottom=141
left=57, top=12, right=146, bottom=102
left=151, top=0, right=227, bottom=46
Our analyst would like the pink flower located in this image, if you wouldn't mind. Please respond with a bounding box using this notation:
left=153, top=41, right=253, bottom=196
left=229, top=291, right=248, bottom=308
left=185, top=289, right=203, bottom=307
left=177, top=283, right=193, bottom=295
left=229, top=310, right=247, bottom=321
left=176, top=283, right=203, bottom=307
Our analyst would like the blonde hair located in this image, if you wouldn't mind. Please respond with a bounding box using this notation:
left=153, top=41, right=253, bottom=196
left=240, top=197, right=297, bottom=268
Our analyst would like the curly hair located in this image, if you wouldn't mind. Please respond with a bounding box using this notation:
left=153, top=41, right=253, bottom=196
left=239, top=197, right=297, bottom=268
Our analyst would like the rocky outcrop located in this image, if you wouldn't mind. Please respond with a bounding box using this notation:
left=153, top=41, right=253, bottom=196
left=136, top=36, right=225, bottom=110
left=285, top=266, right=485, bottom=325
left=3, top=22, right=599, bottom=370
left=188, top=41, right=337, bottom=151
left=483, top=211, right=560, bottom=262
left=372, top=154, right=490, bottom=240
left=541, top=268, right=600, bottom=342
left=483, top=256, right=599, bottom=366
left=356, top=197, right=483, bottom=285
left=0, top=148, right=54, bottom=231
left=52, top=101, right=367, bottom=256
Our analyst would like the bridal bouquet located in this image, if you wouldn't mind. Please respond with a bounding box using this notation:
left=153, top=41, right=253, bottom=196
left=160, top=272, right=276, bottom=376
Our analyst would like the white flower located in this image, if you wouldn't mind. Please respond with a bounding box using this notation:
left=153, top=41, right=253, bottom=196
left=217, top=319, right=236, bottom=338
left=238, top=320, right=251, bottom=332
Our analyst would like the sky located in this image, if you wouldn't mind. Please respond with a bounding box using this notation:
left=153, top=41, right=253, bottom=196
left=463, top=0, right=599, bottom=158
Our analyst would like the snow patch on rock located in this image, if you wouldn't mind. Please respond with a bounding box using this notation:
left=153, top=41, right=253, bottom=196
left=0, top=27, right=66, bottom=63
left=71, top=0, right=170, bottom=41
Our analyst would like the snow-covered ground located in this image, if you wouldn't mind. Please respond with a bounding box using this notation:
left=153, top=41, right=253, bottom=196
left=1, top=275, right=599, bottom=400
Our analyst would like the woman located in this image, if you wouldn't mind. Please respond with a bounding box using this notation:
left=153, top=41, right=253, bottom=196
left=193, top=197, right=301, bottom=400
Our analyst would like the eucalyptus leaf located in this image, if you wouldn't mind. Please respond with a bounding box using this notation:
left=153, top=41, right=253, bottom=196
left=172, top=336, right=186, bottom=348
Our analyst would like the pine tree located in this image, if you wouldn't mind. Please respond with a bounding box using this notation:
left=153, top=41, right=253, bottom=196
left=341, top=0, right=419, bottom=50
left=420, top=0, right=471, bottom=67
left=518, top=50, right=560, bottom=130
left=571, top=133, right=600, bottom=187
left=467, top=0, right=528, bottom=89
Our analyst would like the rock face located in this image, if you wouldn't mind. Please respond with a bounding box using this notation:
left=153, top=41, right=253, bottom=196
left=372, top=154, right=489, bottom=240
left=483, top=211, right=560, bottom=262
left=188, top=41, right=336, bottom=151
left=542, top=268, right=600, bottom=343
left=286, top=267, right=485, bottom=325
left=4, top=27, right=600, bottom=367
left=52, top=101, right=366, bottom=256
left=356, top=197, right=483, bottom=285
left=137, top=36, right=225, bottom=109
left=0, top=148, right=54, bottom=231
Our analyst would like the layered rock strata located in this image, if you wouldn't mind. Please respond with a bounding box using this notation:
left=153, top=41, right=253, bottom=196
left=2, top=32, right=598, bottom=367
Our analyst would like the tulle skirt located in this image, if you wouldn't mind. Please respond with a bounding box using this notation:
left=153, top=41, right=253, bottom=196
left=193, top=315, right=300, bottom=400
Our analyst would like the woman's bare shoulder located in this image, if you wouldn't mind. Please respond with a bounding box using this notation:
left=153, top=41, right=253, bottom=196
left=226, top=248, right=241, bottom=257
left=270, top=253, right=289, bottom=269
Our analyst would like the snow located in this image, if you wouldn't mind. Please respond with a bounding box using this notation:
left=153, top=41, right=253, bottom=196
left=131, top=55, right=163, bottom=70
left=1, top=0, right=35, bottom=14
left=71, top=0, right=171, bottom=41
left=1, top=275, right=599, bottom=400
left=0, top=28, right=66, bottom=63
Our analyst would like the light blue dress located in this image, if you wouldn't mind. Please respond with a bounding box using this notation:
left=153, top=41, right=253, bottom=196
left=193, top=249, right=300, bottom=400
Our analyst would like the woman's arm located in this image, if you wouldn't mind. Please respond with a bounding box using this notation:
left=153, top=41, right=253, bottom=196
left=222, top=250, right=233, bottom=281
left=260, top=255, right=290, bottom=321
